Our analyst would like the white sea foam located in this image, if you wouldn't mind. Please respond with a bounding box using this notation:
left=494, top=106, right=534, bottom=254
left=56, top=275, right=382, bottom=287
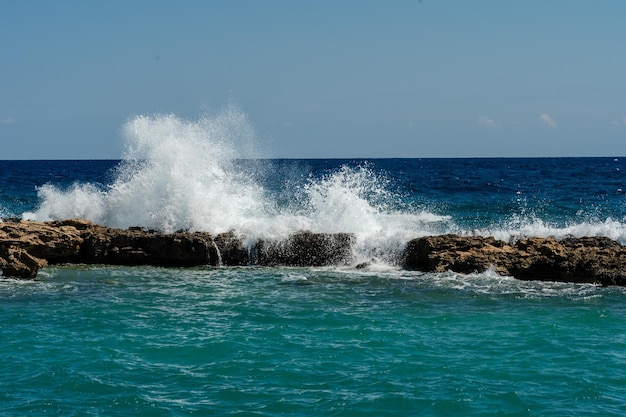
left=25, top=105, right=267, bottom=233
left=478, top=218, right=626, bottom=245
left=22, top=105, right=626, bottom=263
left=23, top=106, right=449, bottom=261
left=414, top=269, right=605, bottom=299
left=0, top=205, right=12, bottom=220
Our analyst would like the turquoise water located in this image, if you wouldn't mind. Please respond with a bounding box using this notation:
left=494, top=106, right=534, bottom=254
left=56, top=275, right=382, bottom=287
left=2, top=265, right=625, bottom=416
left=2, top=153, right=626, bottom=415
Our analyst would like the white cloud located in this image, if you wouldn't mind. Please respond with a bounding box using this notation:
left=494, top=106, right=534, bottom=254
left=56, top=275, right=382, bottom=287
left=478, top=116, right=500, bottom=128
left=539, top=113, right=557, bottom=128
left=0, top=117, right=15, bottom=125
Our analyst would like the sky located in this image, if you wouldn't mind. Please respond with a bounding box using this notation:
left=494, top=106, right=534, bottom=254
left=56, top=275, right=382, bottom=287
left=1, top=0, right=626, bottom=159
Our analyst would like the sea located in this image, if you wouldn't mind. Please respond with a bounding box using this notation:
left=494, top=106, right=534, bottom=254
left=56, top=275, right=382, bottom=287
left=1, top=111, right=626, bottom=416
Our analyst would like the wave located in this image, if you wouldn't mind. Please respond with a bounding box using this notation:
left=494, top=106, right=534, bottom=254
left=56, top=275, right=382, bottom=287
left=0, top=205, right=13, bottom=220
left=22, top=106, right=449, bottom=262
left=22, top=105, right=626, bottom=261
left=480, top=218, right=626, bottom=244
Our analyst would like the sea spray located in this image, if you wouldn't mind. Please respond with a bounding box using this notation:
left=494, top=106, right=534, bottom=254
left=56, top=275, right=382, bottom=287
left=22, top=107, right=626, bottom=263
left=23, top=107, right=451, bottom=263
left=103, top=110, right=267, bottom=233
left=485, top=217, right=626, bottom=244
left=0, top=205, right=14, bottom=220
left=297, top=164, right=452, bottom=263
left=30, top=183, right=107, bottom=224
left=25, top=106, right=269, bottom=234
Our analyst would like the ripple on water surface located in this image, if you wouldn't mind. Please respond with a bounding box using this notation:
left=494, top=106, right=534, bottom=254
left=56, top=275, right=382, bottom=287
left=1, top=265, right=626, bottom=416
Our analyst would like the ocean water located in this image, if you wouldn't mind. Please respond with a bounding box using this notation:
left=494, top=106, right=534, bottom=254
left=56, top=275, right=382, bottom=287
left=2, top=110, right=626, bottom=415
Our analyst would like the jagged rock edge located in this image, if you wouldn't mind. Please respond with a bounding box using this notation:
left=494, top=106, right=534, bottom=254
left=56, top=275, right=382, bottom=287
left=2, top=220, right=626, bottom=286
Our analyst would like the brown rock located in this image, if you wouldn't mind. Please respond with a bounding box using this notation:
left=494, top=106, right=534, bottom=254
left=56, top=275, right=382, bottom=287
left=402, top=234, right=516, bottom=275
left=0, top=220, right=355, bottom=278
left=4, top=219, right=626, bottom=285
left=402, top=234, right=626, bottom=286
left=0, top=246, right=47, bottom=279
left=0, top=219, right=84, bottom=264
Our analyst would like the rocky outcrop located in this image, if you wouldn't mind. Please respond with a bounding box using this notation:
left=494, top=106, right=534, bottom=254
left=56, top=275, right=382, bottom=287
left=0, top=219, right=355, bottom=278
left=3, top=220, right=626, bottom=286
left=402, top=234, right=626, bottom=286
left=0, top=246, right=48, bottom=279
left=0, top=219, right=86, bottom=278
left=255, top=231, right=354, bottom=267
left=79, top=226, right=217, bottom=267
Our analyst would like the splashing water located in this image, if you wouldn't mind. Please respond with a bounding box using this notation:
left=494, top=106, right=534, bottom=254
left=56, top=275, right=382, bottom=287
left=23, top=106, right=626, bottom=261
left=26, top=106, right=269, bottom=234
left=298, top=165, right=451, bottom=262
left=486, top=217, right=626, bottom=244
left=23, top=106, right=449, bottom=261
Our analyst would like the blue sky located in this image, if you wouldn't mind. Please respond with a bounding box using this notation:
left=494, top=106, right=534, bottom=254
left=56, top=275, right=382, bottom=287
left=1, top=1, right=625, bottom=159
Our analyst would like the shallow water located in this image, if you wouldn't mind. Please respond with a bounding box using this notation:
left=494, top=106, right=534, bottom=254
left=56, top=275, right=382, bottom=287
left=2, top=265, right=625, bottom=416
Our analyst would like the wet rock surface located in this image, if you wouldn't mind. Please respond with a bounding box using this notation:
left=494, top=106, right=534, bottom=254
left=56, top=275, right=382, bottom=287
left=0, top=220, right=355, bottom=278
left=2, top=220, right=626, bottom=286
left=255, top=231, right=354, bottom=267
left=402, top=234, right=626, bottom=286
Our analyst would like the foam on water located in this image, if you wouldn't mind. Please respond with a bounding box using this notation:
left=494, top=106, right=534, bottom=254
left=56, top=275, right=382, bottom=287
left=0, top=205, right=12, bottom=220
left=479, top=217, right=626, bottom=245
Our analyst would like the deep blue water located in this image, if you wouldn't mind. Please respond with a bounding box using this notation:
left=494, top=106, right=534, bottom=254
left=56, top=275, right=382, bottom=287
left=2, top=158, right=626, bottom=416
left=0, top=160, right=118, bottom=219
left=2, top=157, right=626, bottom=232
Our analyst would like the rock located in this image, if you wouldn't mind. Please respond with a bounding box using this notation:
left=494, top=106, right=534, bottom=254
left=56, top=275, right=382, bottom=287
left=355, top=261, right=371, bottom=269
left=214, top=231, right=249, bottom=266
left=0, top=220, right=219, bottom=273
left=402, top=234, right=626, bottom=286
left=78, top=228, right=215, bottom=267
left=402, top=234, right=515, bottom=275
left=0, top=246, right=47, bottom=279
left=0, top=219, right=84, bottom=263
left=255, top=231, right=355, bottom=267
left=4, top=219, right=626, bottom=285
left=511, top=236, right=626, bottom=286
left=0, top=220, right=355, bottom=278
